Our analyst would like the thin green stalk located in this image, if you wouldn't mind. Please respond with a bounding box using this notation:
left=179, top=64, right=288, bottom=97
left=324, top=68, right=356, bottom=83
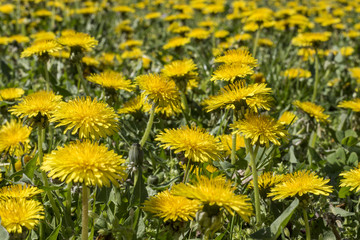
left=66, top=182, right=72, bottom=219
left=308, top=130, right=317, bottom=167
left=311, top=49, right=319, bottom=102
left=216, top=108, right=229, bottom=136
left=43, top=61, right=50, bottom=91
left=38, top=126, right=61, bottom=222
left=244, top=138, right=261, bottom=226
left=82, top=183, right=89, bottom=240
left=302, top=208, right=311, bottom=240
left=229, top=215, right=236, bottom=240
left=139, top=103, right=156, bottom=147
left=252, top=27, right=261, bottom=57
left=231, top=109, right=237, bottom=165
left=183, top=160, right=191, bottom=183
left=75, top=62, right=90, bottom=96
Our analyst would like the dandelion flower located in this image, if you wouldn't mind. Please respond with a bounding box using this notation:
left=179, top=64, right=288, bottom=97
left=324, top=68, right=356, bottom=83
left=156, top=126, right=222, bottom=163
left=161, top=59, right=198, bottom=79
left=349, top=67, right=360, bottom=81
left=203, top=82, right=272, bottom=112
left=278, top=111, right=298, bottom=125
left=0, top=198, right=44, bottom=233
left=248, top=172, right=283, bottom=191
left=231, top=113, right=288, bottom=148
left=135, top=73, right=180, bottom=108
left=87, top=70, right=133, bottom=91
left=215, top=49, right=258, bottom=67
left=0, top=184, right=43, bottom=200
left=187, top=28, right=211, bottom=39
left=41, top=140, right=127, bottom=187
left=57, top=31, right=98, bottom=52
left=0, top=88, right=24, bottom=101
left=211, top=63, right=254, bottom=82
left=172, top=175, right=253, bottom=221
left=293, top=101, right=330, bottom=123
left=0, top=120, right=31, bottom=155
left=118, top=96, right=151, bottom=115
left=340, top=164, right=360, bottom=192
left=163, top=37, right=190, bottom=50
left=282, top=68, right=311, bottom=79
left=143, top=190, right=202, bottom=222
left=51, top=97, right=118, bottom=139
left=338, top=98, right=360, bottom=112
left=292, top=32, right=331, bottom=47
left=268, top=170, right=333, bottom=200
left=9, top=91, right=62, bottom=120
left=21, top=40, right=63, bottom=58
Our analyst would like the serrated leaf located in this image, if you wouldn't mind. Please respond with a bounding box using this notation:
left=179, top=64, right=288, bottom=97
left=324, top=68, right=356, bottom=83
left=24, top=154, right=37, bottom=180
left=338, top=187, right=351, bottom=198
left=341, top=136, right=358, bottom=147
left=347, top=152, right=358, bottom=166
left=0, top=218, right=9, bottom=240
left=330, top=205, right=355, bottom=217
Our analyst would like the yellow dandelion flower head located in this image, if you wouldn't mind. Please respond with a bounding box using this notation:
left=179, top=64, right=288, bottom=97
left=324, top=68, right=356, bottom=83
left=112, top=5, right=135, bottom=13
left=172, top=175, right=253, bottom=221
left=215, top=48, right=258, bottom=67
left=338, top=98, right=360, bottom=112
left=161, top=59, right=198, bottom=78
left=246, top=8, right=273, bottom=23
left=187, top=28, right=211, bottom=39
left=214, top=30, right=229, bottom=39
left=119, top=39, right=143, bottom=50
left=231, top=113, right=288, bottom=148
left=163, top=37, right=190, bottom=50
left=30, top=31, right=56, bottom=42
left=0, top=88, right=24, bottom=100
left=121, top=47, right=143, bottom=59
left=278, top=111, right=298, bottom=125
left=21, top=40, right=63, bottom=58
left=292, top=32, right=331, bottom=47
left=9, top=35, right=30, bottom=44
left=155, top=126, right=222, bottom=163
left=248, top=172, right=283, bottom=191
left=340, top=46, right=354, bottom=56
left=0, top=120, right=31, bottom=155
left=143, top=190, right=202, bottom=222
left=268, top=170, right=333, bottom=200
left=203, top=82, right=272, bottom=112
left=258, top=38, right=274, bottom=47
left=349, top=67, right=360, bottom=80
left=135, top=73, right=180, bottom=108
left=9, top=91, right=62, bottom=119
left=0, top=37, right=11, bottom=45
left=33, top=9, right=52, bottom=17
left=49, top=50, right=71, bottom=59
left=0, top=198, right=44, bottom=233
left=282, top=68, right=311, bottom=79
left=41, top=140, right=127, bottom=187
left=243, top=22, right=259, bottom=32
left=155, top=104, right=182, bottom=117
left=118, top=96, right=151, bottom=115
left=82, top=56, right=100, bottom=67
left=0, top=4, right=15, bottom=14
left=99, top=52, right=122, bottom=66
left=217, top=134, right=245, bottom=156
left=51, top=97, right=119, bottom=139
left=293, top=100, right=330, bottom=123
left=145, top=12, right=162, bottom=20
left=87, top=70, right=133, bottom=91
left=343, top=30, right=360, bottom=39
left=211, top=63, right=254, bottom=82
left=0, top=184, right=43, bottom=200
left=340, top=164, right=360, bottom=192
left=202, top=4, right=225, bottom=14
left=57, top=31, right=98, bottom=52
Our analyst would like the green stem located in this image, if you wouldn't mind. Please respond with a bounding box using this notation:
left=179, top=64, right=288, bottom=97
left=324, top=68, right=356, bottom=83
left=252, top=27, right=261, bottom=57
left=183, top=160, right=191, bottom=183
left=302, top=208, right=311, bottom=240
left=82, top=183, right=89, bottom=240
left=245, top=138, right=261, bottom=226
left=231, top=109, right=237, bottom=165
left=43, top=61, right=50, bottom=91
left=66, top=182, right=72, bottom=219
left=229, top=214, right=236, bottom=240
left=311, top=49, right=319, bottom=102
left=76, top=62, right=90, bottom=96
left=216, top=108, right=229, bottom=136
left=139, top=103, right=156, bottom=147
left=38, top=126, right=61, bottom=222
left=308, top=130, right=317, bottom=168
